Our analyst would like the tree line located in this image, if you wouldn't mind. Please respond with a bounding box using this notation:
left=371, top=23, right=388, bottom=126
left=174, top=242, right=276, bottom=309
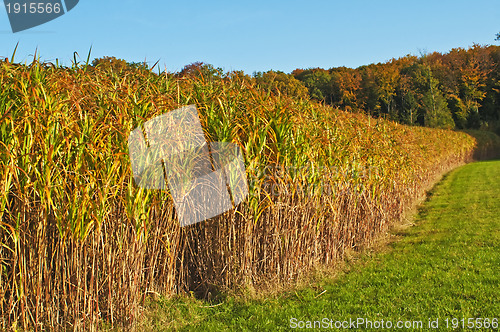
left=91, top=44, right=500, bottom=132
left=263, top=44, right=499, bottom=131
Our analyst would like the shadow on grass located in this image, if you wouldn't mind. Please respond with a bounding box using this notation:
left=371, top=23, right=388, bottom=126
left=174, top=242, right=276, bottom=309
left=462, top=130, right=500, bottom=160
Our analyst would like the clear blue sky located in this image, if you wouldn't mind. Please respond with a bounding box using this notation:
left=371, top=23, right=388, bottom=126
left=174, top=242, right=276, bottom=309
left=1, top=0, right=499, bottom=74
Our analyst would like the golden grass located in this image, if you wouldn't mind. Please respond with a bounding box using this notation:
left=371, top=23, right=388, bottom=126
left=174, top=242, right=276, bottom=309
left=0, top=59, right=498, bottom=330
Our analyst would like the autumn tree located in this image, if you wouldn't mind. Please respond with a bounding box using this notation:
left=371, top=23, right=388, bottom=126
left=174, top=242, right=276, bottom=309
left=401, top=63, right=454, bottom=128
left=254, top=70, right=309, bottom=99
left=292, top=68, right=332, bottom=101
left=440, top=46, right=488, bottom=128
left=177, top=62, right=222, bottom=81
left=396, top=68, right=419, bottom=124
left=91, top=56, right=128, bottom=72
left=480, top=46, right=500, bottom=133
left=289, top=45, right=499, bottom=129
left=328, top=67, right=362, bottom=112
left=357, top=65, right=381, bottom=117
left=421, top=68, right=454, bottom=128
left=373, top=60, right=400, bottom=119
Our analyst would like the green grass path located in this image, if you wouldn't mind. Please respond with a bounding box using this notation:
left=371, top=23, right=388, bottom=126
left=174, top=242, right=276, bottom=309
left=141, top=160, right=500, bottom=331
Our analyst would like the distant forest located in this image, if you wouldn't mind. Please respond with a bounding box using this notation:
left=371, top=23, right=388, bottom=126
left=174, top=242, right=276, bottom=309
left=92, top=44, right=500, bottom=132
left=254, top=44, right=500, bottom=132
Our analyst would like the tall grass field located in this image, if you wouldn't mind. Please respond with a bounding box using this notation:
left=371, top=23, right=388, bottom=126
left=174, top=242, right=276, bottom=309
left=143, top=159, right=500, bottom=331
left=0, top=58, right=499, bottom=330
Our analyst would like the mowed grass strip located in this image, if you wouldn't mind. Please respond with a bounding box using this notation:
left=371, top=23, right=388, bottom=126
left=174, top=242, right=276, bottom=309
left=138, top=160, right=500, bottom=331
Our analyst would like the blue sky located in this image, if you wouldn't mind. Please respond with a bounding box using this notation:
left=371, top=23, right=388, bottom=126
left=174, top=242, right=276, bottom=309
left=1, top=0, right=499, bottom=74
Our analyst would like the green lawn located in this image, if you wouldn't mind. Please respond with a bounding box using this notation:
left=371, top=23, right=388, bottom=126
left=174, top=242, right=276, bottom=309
left=137, top=160, right=500, bottom=331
